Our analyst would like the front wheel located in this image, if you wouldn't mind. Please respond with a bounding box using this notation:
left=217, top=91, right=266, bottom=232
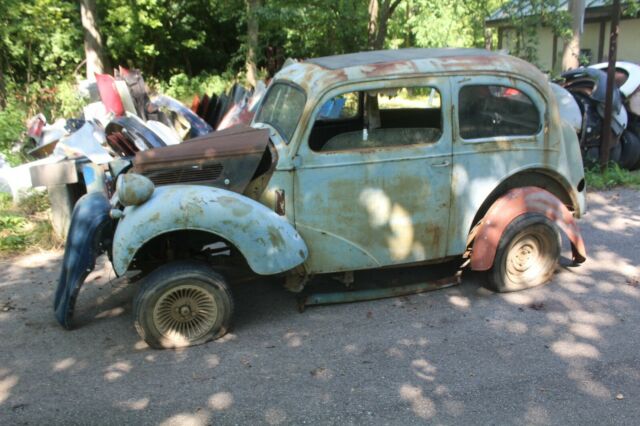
left=487, top=214, right=561, bottom=293
left=134, top=261, right=234, bottom=349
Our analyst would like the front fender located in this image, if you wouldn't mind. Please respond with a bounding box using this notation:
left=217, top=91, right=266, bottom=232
left=54, top=192, right=113, bottom=329
left=112, top=185, right=308, bottom=275
left=470, top=187, right=586, bottom=271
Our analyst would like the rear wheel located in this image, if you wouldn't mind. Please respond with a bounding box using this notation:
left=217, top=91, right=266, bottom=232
left=487, top=214, right=561, bottom=293
left=134, top=260, right=234, bottom=349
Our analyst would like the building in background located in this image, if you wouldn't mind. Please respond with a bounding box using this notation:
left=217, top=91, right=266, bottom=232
left=486, top=0, right=640, bottom=73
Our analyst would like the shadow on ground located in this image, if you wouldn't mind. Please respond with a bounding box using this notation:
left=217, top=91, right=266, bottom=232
left=1, top=189, right=639, bottom=425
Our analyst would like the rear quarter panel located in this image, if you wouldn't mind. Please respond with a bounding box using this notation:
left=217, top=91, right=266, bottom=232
left=447, top=74, right=584, bottom=257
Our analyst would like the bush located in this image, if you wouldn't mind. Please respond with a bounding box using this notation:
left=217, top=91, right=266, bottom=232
left=0, top=191, right=60, bottom=255
left=16, top=189, right=50, bottom=215
left=0, top=99, right=29, bottom=166
left=153, top=72, right=236, bottom=103
left=584, top=163, right=640, bottom=190
left=0, top=72, right=236, bottom=167
left=0, top=77, right=89, bottom=166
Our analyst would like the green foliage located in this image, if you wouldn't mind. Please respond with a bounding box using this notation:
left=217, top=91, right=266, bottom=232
left=55, top=81, right=87, bottom=118
left=1, top=0, right=584, bottom=167
left=0, top=77, right=89, bottom=165
left=584, top=164, right=640, bottom=190
left=99, top=0, right=242, bottom=78
left=0, top=98, right=28, bottom=166
left=388, top=0, right=505, bottom=49
left=0, top=0, right=83, bottom=86
left=16, top=190, right=50, bottom=216
left=262, top=1, right=369, bottom=59
left=0, top=191, right=58, bottom=255
left=152, top=73, right=235, bottom=103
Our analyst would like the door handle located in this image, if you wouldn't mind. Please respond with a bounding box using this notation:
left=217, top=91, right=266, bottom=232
left=431, top=160, right=450, bottom=168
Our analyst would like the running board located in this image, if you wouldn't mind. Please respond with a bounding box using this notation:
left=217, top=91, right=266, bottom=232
left=297, top=275, right=460, bottom=312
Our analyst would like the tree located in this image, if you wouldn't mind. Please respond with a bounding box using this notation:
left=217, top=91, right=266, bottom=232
left=368, top=0, right=403, bottom=50
left=80, top=0, right=109, bottom=79
left=561, top=0, right=585, bottom=71
left=245, top=0, right=261, bottom=87
left=0, top=0, right=82, bottom=86
left=99, top=0, right=241, bottom=78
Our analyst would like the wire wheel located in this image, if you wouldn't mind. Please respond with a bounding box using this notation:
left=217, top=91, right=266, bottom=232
left=134, top=261, right=234, bottom=349
left=152, top=284, right=218, bottom=342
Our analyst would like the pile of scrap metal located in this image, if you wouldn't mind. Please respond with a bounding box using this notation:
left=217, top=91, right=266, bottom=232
left=190, top=81, right=266, bottom=131
left=560, top=61, right=640, bottom=170
left=12, top=67, right=265, bottom=237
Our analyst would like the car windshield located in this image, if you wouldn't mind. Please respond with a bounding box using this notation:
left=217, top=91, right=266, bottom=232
left=254, top=82, right=306, bottom=143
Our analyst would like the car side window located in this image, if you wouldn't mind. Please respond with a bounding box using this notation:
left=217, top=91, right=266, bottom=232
left=309, top=86, right=442, bottom=152
left=458, top=85, right=540, bottom=140
left=317, top=92, right=360, bottom=120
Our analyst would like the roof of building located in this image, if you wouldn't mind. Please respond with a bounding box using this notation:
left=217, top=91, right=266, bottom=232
left=487, top=0, right=630, bottom=24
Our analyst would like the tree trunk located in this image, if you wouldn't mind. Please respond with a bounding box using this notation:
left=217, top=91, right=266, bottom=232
left=368, top=0, right=379, bottom=49
left=245, top=0, right=261, bottom=88
left=0, top=55, right=6, bottom=108
left=368, top=0, right=402, bottom=50
left=80, top=0, right=109, bottom=79
left=561, top=0, right=585, bottom=71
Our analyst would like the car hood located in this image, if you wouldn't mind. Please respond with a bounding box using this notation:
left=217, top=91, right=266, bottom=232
left=133, top=125, right=270, bottom=193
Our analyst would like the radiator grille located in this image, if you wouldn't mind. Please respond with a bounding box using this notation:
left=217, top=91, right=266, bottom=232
left=143, top=163, right=223, bottom=185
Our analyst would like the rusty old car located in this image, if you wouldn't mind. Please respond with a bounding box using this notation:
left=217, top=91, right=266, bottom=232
left=55, top=48, right=587, bottom=348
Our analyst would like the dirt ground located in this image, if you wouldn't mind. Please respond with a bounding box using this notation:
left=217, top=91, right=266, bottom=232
left=1, top=190, right=639, bottom=425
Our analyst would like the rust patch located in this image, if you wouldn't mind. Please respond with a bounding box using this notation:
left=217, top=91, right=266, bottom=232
left=217, top=196, right=252, bottom=217
left=361, top=60, right=418, bottom=77
left=267, top=226, right=285, bottom=249
left=469, top=187, right=586, bottom=271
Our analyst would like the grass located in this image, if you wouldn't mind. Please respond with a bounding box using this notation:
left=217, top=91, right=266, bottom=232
left=0, top=191, right=62, bottom=256
left=584, top=164, right=640, bottom=190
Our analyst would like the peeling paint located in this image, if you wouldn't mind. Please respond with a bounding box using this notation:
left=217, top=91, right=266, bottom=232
left=112, top=185, right=308, bottom=275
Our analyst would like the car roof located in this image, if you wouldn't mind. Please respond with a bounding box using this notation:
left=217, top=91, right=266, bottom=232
left=306, top=48, right=491, bottom=69
left=275, top=48, right=549, bottom=97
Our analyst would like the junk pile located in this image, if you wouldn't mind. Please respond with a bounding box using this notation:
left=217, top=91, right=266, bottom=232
left=4, top=67, right=266, bottom=237
left=560, top=61, right=640, bottom=170
left=26, top=67, right=265, bottom=163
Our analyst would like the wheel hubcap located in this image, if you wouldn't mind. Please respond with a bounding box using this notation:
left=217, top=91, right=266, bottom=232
left=153, top=284, right=218, bottom=342
left=506, top=234, right=544, bottom=282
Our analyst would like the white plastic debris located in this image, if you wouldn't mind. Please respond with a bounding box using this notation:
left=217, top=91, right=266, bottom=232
left=53, top=121, right=112, bottom=164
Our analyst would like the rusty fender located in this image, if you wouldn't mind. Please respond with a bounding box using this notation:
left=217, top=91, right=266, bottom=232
left=112, top=185, right=308, bottom=276
left=470, top=187, right=586, bottom=271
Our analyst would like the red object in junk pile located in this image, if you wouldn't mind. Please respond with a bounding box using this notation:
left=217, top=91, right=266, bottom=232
left=95, top=73, right=125, bottom=116
left=27, top=114, right=46, bottom=139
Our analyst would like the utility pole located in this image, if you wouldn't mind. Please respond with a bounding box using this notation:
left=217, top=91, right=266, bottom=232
left=600, top=0, right=621, bottom=169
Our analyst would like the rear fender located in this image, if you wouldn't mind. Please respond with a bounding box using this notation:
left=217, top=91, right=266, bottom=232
left=470, top=187, right=586, bottom=271
left=112, top=185, right=308, bottom=276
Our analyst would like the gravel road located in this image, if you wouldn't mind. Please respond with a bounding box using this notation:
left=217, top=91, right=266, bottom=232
left=1, top=189, right=639, bottom=425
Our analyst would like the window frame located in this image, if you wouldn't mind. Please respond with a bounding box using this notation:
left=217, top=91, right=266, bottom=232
left=306, top=81, right=445, bottom=154
left=455, top=78, right=545, bottom=144
left=253, top=81, right=307, bottom=145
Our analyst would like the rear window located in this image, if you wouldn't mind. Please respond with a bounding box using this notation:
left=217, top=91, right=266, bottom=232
left=458, top=85, right=540, bottom=139
left=255, top=83, right=306, bottom=143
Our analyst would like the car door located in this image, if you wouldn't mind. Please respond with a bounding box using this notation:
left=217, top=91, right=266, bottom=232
left=293, top=77, right=453, bottom=274
left=447, top=76, right=549, bottom=257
